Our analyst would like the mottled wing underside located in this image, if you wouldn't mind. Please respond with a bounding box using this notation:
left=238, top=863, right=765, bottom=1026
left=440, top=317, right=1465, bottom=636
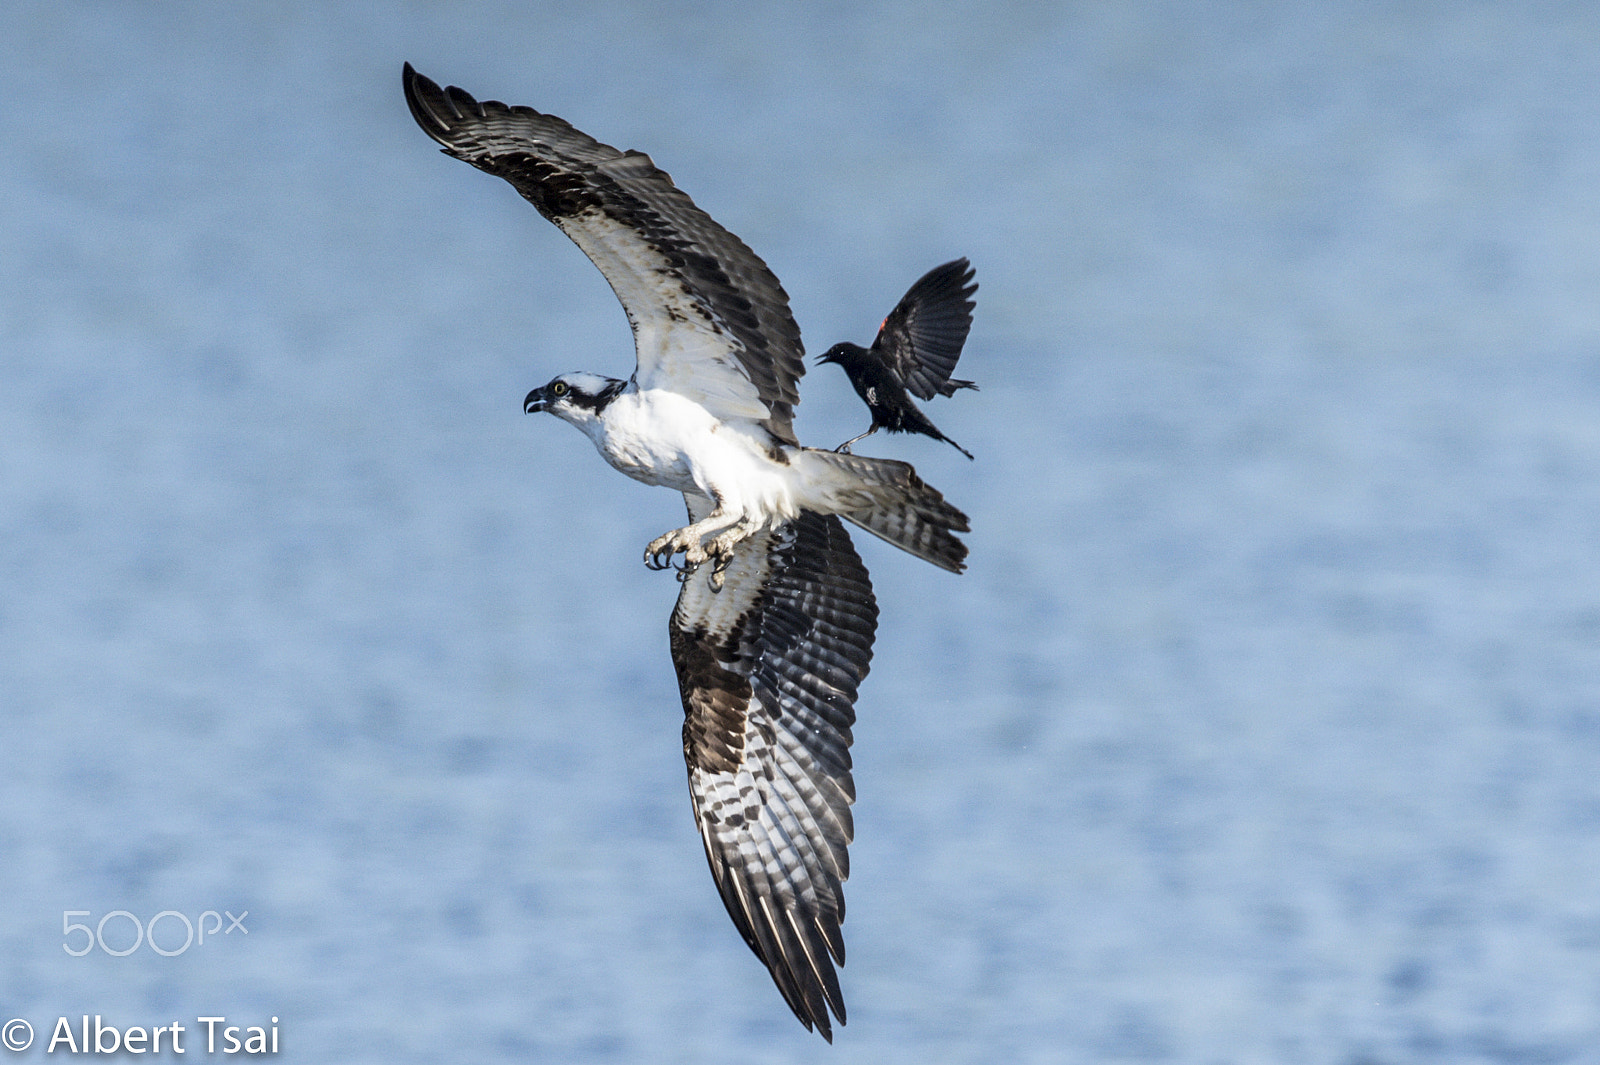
left=403, top=64, right=805, bottom=443
left=875, top=257, right=978, bottom=400
left=669, top=499, right=878, bottom=1041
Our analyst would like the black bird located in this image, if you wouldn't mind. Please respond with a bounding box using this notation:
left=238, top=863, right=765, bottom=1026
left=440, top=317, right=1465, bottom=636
left=818, top=258, right=978, bottom=460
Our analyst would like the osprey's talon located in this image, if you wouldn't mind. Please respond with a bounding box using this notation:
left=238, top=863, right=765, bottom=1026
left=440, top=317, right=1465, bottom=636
left=646, top=531, right=685, bottom=572
left=705, top=547, right=734, bottom=592
left=647, top=545, right=684, bottom=571
left=834, top=442, right=854, bottom=454
left=647, top=526, right=717, bottom=577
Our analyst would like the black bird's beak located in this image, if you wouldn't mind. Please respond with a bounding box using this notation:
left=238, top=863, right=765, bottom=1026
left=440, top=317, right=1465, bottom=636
left=524, top=387, right=547, bottom=414
left=815, top=342, right=854, bottom=367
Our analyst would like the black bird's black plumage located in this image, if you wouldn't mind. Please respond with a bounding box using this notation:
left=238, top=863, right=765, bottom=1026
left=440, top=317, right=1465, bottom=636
left=818, top=258, right=978, bottom=460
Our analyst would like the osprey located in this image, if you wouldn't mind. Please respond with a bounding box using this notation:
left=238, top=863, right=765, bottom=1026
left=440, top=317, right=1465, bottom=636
left=403, top=65, right=969, bottom=1041
left=818, top=258, right=979, bottom=460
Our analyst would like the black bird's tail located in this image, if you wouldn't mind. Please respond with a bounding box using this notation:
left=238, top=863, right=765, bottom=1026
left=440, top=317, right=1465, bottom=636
left=933, top=431, right=975, bottom=462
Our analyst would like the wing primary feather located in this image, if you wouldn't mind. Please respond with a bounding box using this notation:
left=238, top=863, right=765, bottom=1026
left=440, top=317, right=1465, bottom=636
left=784, top=905, right=847, bottom=1022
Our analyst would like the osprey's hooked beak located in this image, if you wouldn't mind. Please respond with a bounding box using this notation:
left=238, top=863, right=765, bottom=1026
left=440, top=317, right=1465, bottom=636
left=523, top=387, right=548, bottom=414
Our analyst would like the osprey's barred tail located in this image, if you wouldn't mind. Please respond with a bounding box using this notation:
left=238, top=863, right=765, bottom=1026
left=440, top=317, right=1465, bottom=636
left=801, top=450, right=969, bottom=573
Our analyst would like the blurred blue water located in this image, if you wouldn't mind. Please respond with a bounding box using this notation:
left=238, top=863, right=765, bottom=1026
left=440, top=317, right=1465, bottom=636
left=4, top=2, right=1600, bottom=1062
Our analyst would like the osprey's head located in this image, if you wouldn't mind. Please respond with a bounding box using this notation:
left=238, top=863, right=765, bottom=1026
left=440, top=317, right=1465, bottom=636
left=524, top=372, right=626, bottom=427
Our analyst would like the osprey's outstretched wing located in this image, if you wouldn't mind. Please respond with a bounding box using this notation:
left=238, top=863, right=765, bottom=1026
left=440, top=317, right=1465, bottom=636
left=873, top=258, right=978, bottom=400
left=670, top=502, right=878, bottom=1041
left=404, top=64, right=804, bottom=444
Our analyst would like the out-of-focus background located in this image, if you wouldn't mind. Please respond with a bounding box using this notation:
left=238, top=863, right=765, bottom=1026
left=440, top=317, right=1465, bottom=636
left=4, top=3, right=1600, bottom=1062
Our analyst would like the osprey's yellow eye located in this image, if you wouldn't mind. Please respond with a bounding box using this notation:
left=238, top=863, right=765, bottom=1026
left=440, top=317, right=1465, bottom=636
left=550, top=381, right=569, bottom=397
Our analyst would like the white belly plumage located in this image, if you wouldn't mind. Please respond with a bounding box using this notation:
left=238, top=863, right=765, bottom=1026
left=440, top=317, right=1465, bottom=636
left=590, top=388, right=801, bottom=523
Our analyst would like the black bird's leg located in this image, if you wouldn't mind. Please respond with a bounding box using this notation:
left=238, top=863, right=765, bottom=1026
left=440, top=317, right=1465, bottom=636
left=835, top=425, right=879, bottom=454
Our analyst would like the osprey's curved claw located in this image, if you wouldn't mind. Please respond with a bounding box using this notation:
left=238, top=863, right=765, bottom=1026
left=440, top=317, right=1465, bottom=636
left=646, top=529, right=701, bottom=573
left=707, top=548, right=736, bottom=592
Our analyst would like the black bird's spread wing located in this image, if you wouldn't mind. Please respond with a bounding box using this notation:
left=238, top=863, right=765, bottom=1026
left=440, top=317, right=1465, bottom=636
left=404, top=64, right=804, bottom=444
left=872, top=258, right=978, bottom=400
left=670, top=500, right=878, bottom=1041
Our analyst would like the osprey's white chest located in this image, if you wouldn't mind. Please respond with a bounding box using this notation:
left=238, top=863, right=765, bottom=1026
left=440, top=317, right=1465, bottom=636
left=586, top=388, right=739, bottom=495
